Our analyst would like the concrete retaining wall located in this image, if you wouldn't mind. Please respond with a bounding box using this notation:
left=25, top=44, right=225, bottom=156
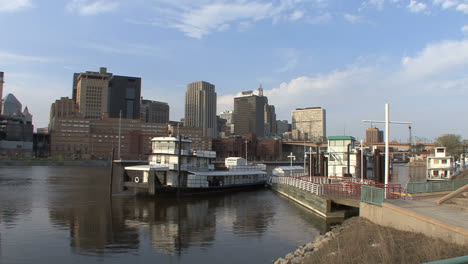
left=271, top=183, right=334, bottom=218
left=360, top=202, right=468, bottom=246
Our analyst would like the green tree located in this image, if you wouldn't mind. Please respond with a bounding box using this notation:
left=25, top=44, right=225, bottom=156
left=435, top=134, right=462, bottom=156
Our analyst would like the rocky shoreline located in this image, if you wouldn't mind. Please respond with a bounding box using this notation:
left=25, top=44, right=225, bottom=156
left=272, top=216, right=468, bottom=264
left=273, top=223, right=346, bottom=264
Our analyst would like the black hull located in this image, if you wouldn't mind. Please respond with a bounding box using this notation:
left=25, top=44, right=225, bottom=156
left=131, top=182, right=267, bottom=197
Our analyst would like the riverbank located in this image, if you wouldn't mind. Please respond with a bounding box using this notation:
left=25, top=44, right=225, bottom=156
left=0, top=159, right=109, bottom=166
left=274, top=217, right=468, bottom=264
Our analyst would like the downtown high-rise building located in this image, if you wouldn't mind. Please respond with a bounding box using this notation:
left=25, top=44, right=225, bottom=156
left=233, top=89, right=269, bottom=138
left=366, top=126, right=383, bottom=144
left=291, top=107, right=326, bottom=141
left=74, top=67, right=141, bottom=120
left=184, top=81, right=217, bottom=137
left=75, top=67, right=112, bottom=120
left=140, top=99, right=169, bottom=124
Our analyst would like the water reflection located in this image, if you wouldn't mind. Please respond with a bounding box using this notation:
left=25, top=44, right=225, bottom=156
left=0, top=167, right=34, bottom=228
left=0, top=166, right=339, bottom=263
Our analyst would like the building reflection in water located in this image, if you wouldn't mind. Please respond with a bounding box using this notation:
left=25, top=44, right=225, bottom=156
left=122, top=197, right=217, bottom=255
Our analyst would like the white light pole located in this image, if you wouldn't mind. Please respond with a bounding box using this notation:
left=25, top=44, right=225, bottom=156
left=306, top=147, right=315, bottom=181
left=288, top=152, right=296, bottom=177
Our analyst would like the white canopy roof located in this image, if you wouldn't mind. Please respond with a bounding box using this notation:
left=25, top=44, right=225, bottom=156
left=189, top=170, right=267, bottom=177
left=124, top=165, right=169, bottom=171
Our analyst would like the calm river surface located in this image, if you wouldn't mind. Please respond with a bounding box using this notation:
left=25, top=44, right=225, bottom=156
left=0, top=166, right=339, bottom=264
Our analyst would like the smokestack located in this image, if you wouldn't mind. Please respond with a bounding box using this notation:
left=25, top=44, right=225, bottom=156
left=258, top=84, right=263, bottom=96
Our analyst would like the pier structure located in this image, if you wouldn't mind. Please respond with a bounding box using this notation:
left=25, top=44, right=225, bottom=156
left=269, top=170, right=468, bottom=246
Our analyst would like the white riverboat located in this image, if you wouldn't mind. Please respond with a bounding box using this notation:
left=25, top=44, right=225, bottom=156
left=426, top=147, right=454, bottom=181
left=121, top=137, right=267, bottom=196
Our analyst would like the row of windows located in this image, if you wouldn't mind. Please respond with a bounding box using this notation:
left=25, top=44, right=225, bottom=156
left=61, top=124, right=89, bottom=128
left=61, top=131, right=88, bottom=134
left=92, top=135, right=125, bottom=138
left=58, top=120, right=89, bottom=123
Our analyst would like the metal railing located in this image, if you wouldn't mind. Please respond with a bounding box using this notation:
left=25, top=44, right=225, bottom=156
left=270, top=176, right=323, bottom=195
left=361, top=185, right=385, bottom=206
left=406, top=178, right=468, bottom=194
left=271, top=176, right=406, bottom=201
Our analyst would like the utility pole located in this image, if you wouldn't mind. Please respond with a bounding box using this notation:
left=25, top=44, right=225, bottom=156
left=363, top=104, right=411, bottom=197
left=306, top=147, right=315, bottom=181
left=288, top=152, right=296, bottom=177
left=244, top=140, right=248, bottom=161
left=118, top=110, right=122, bottom=160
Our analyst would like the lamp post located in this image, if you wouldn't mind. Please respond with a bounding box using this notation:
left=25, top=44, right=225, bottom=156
left=305, top=147, right=315, bottom=181
left=288, top=152, right=296, bottom=177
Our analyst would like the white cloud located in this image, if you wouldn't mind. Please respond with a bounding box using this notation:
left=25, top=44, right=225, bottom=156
left=361, top=0, right=385, bottom=10
left=66, top=0, right=119, bottom=15
left=307, top=12, right=332, bottom=24
left=456, top=3, right=468, bottom=13
left=216, top=38, right=468, bottom=138
left=433, top=0, right=458, bottom=9
left=344, top=13, right=363, bottom=23
left=408, top=0, right=427, bottom=12
left=461, top=24, right=468, bottom=33
left=400, top=39, right=468, bottom=79
left=171, top=2, right=282, bottom=39
left=290, top=10, right=304, bottom=21
left=0, top=0, right=32, bottom=12
left=141, top=1, right=312, bottom=39
left=0, top=51, right=53, bottom=63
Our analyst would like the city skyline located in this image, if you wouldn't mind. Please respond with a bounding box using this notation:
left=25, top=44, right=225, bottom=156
left=1, top=0, right=468, bottom=141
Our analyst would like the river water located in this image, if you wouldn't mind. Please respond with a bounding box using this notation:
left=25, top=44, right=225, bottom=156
left=0, top=166, right=337, bottom=264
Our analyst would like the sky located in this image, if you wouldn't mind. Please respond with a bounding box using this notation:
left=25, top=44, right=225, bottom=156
left=1, top=0, right=467, bottom=142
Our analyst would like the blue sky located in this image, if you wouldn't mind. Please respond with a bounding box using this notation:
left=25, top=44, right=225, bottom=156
left=1, top=0, right=467, bottom=142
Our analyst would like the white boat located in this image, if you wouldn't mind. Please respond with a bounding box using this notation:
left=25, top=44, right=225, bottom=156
left=121, top=137, right=267, bottom=196
left=426, top=147, right=454, bottom=181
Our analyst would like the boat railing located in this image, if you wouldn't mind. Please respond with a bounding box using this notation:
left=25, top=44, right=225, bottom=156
left=228, top=164, right=267, bottom=171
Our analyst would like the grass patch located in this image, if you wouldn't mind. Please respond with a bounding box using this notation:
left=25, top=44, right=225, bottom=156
left=304, top=217, right=468, bottom=264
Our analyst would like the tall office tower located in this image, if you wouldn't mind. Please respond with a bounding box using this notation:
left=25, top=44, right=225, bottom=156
left=108, top=75, right=141, bottom=119
left=184, top=81, right=217, bottom=137
left=291, top=107, right=326, bottom=141
left=140, top=99, right=169, bottom=123
left=2, top=93, right=22, bottom=116
left=264, top=104, right=277, bottom=136
left=75, top=67, right=112, bottom=120
left=233, top=90, right=268, bottom=138
left=0, top=72, right=4, bottom=114
left=366, top=126, right=383, bottom=144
